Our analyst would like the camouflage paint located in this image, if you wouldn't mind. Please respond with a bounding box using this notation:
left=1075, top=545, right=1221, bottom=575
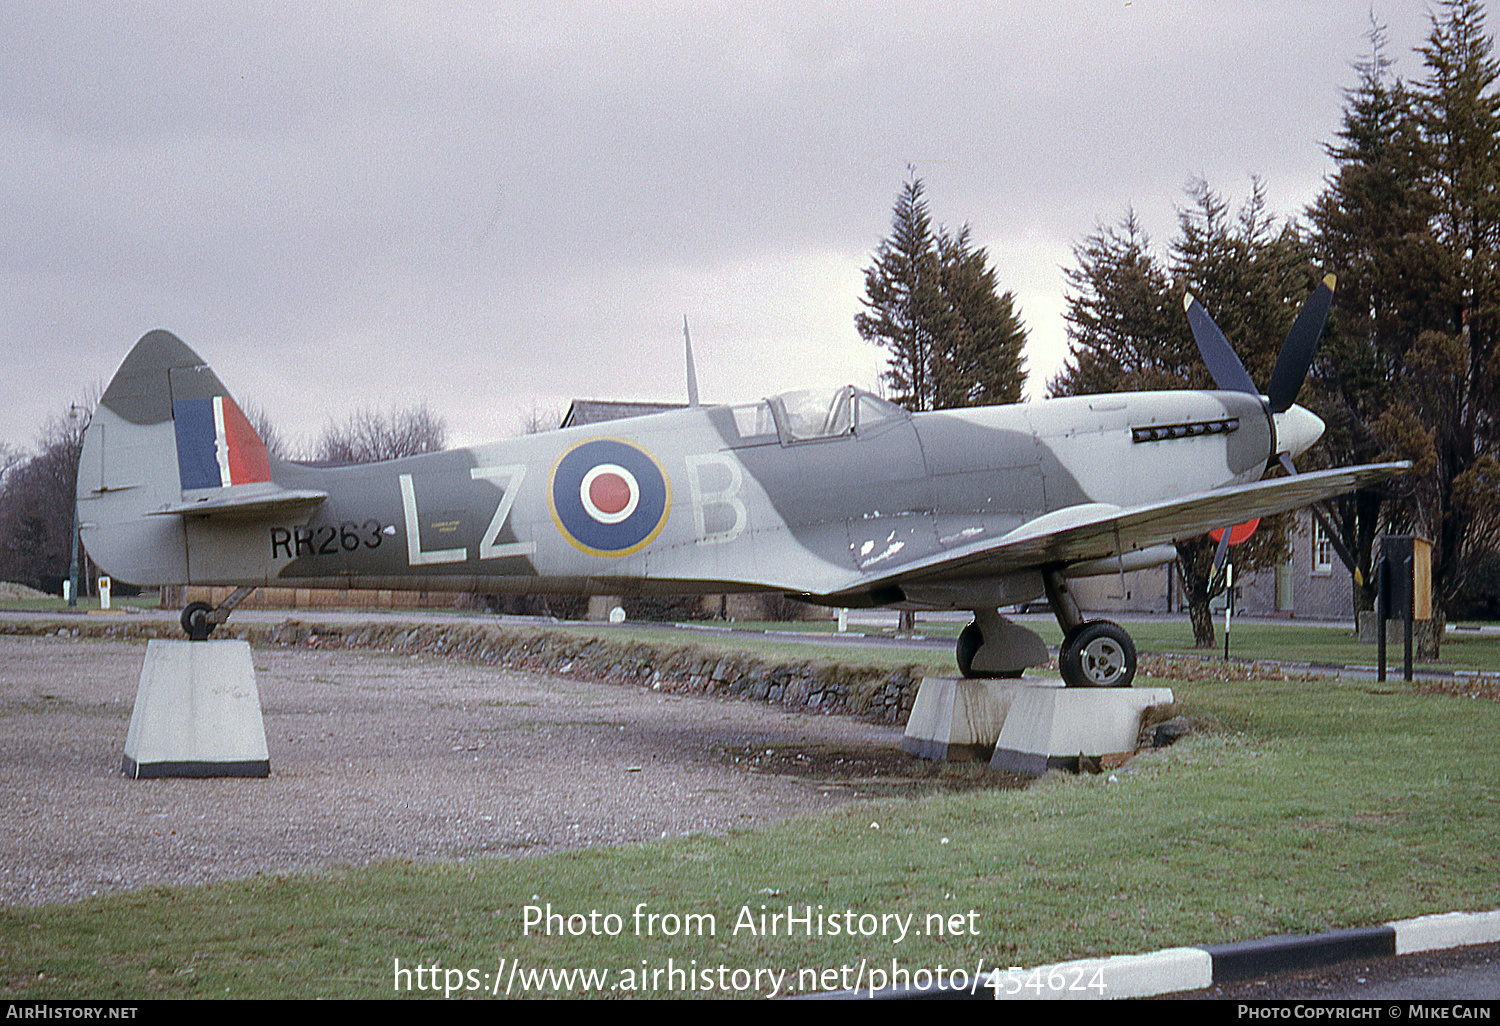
left=79, top=332, right=1399, bottom=617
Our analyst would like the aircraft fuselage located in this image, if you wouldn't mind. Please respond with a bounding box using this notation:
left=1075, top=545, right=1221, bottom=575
left=81, top=385, right=1273, bottom=610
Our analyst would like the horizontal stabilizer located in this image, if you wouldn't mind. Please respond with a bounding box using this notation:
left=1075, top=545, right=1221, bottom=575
left=150, top=483, right=328, bottom=519
left=861, top=462, right=1410, bottom=589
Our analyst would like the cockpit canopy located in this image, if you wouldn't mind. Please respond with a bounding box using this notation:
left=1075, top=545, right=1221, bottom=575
left=727, top=386, right=907, bottom=446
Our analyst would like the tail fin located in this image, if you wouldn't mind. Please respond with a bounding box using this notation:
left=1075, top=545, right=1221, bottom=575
left=79, top=331, right=318, bottom=586
left=96, top=329, right=271, bottom=492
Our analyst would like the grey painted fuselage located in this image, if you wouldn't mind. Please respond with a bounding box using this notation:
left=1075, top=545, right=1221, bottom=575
left=79, top=331, right=1282, bottom=612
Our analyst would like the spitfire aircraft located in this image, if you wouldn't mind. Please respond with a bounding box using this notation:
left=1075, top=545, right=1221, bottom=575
left=77, top=276, right=1405, bottom=688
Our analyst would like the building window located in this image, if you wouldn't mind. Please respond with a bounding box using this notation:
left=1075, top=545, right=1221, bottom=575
left=1312, top=519, right=1334, bottom=576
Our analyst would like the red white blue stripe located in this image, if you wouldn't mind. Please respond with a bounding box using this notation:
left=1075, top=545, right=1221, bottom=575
left=173, top=395, right=271, bottom=491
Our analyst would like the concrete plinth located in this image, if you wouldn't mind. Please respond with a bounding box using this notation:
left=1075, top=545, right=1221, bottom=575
left=122, top=639, right=269, bottom=778
left=989, top=683, right=1174, bottom=777
left=901, top=677, right=1028, bottom=761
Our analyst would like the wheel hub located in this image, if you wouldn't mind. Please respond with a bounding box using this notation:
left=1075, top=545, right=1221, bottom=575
left=1058, top=619, right=1137, bottom=688
left=1079, top=636, right=1127, bottom=685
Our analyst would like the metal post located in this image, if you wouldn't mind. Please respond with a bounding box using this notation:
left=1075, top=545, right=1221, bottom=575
left=1223, top=560, right=1233, bottom=661
left=66, top=404, right=83, bottom=608
left=67, top=499, right=80, bottom=607
left=1403, top=553, right=1414, bottom=683
left=1376, top=558, right=1387, bottom=683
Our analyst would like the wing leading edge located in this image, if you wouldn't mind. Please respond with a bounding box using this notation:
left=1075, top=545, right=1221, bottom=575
left=857, top=462, right=1410, bottom=591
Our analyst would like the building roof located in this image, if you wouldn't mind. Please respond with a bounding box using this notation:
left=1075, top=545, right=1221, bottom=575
left=559, top=400, right=686, bottom=429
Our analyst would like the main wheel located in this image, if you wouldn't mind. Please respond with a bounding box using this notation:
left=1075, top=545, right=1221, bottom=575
left=955, top=621, right=1024, bottom=679
left=181, top=601, right=215, bottom=642
left=1058, top=620, right=1136, bottom=687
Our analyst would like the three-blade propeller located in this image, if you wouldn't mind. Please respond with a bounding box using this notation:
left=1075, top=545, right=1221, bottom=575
left=1182, top=274, right=1337, bottom=575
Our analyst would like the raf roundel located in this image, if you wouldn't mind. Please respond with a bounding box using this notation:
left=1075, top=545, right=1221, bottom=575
left=549, top=439, right=672, bottom=557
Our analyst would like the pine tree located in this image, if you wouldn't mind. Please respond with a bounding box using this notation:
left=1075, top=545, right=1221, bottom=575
left=1375, top=0, right=1500, bottom=618
left=1306, top=17, right=1440, bottom=614
left=856, top=176, right=944, bottom=411
left=1050, top=210, right=1189, bottom=396
left=1053, top=185, right=1309, bottom=647
left=931, top=227, right=1028, bottom=408
left=858, top=175, right=1028, bottom=411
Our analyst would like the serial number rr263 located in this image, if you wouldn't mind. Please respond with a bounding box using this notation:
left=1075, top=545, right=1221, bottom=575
left=271, top=521, right=384, bottom=558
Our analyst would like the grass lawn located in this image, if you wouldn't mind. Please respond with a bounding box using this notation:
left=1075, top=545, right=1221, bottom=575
left=2, top=669, right=1497, bottom=999
left=0, top=596, right=159, bottom=613
left=1118, top=620, right=1500, bottom=671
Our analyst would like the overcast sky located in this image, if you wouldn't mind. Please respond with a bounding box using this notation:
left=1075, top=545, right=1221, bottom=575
left=0, top=1, right=1444, bottom=452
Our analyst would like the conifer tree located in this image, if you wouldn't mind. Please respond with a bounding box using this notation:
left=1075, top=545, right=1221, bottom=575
left=1307, top=18, right=1440, bottom=614
left=931, top=227, right=1028, bottom=408
left=1374, top=0, right=1500, bottom=618
left=857, top=176, right=944, bottom=411
left=858, top=175, right=1027, bottom=411
left=1050, top=211, right=1188, bottom=396
left=1053, top=185, right=1308, bottom=647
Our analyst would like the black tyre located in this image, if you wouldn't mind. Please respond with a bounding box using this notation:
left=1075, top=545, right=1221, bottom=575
left=955, top=621, right=1024, bottom=679
left=956, top=621, right=982, bottom=678
left=1058, top=620, right=1136, bottom=687
left=181, top=601, right=215, bottom=642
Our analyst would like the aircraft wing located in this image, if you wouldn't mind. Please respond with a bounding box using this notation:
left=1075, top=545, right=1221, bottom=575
left=859, top=462, right=1410, bottom=589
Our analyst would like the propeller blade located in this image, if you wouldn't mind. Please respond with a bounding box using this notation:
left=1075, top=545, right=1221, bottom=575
left=1184, top=292, right=1258, bottom=396
left=1266, top=274, right=1336, bottom=414
left=1211, top=526, right=1233, bottom=576
left=1189, top=279, right=1332, bottom=587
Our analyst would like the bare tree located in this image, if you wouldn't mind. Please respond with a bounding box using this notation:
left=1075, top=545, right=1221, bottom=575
left=312, top=404, right=448, bottom=464
left=0, top=401, right=93, bottom=591
left=0, top=443, right=22, bottom=489
left=515, top=401, right=565, bottom=436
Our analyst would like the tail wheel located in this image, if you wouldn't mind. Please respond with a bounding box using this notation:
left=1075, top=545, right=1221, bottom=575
left=181, top=601, right=215, bottom=642
left=1059, top=620, right=1136, bottom=688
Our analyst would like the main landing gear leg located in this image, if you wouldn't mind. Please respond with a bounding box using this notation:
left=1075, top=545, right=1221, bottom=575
left=180, top=586, right=257, bottom=642
left=1043, top=568, right=1136, bottom=688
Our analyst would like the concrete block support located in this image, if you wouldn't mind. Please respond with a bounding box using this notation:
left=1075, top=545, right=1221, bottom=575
left=122, top=639, right=269, bottom=778
left=901, top=677, right=1026, bottom=761
left=990, top=683, right=1174, bottom=777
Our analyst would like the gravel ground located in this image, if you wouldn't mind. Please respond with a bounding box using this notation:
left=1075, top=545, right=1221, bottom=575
left=0, top=633, right=935, bottom=907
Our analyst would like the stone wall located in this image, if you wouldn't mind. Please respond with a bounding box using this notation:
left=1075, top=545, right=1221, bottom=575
left=3, top=618, right=927, bottom=725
